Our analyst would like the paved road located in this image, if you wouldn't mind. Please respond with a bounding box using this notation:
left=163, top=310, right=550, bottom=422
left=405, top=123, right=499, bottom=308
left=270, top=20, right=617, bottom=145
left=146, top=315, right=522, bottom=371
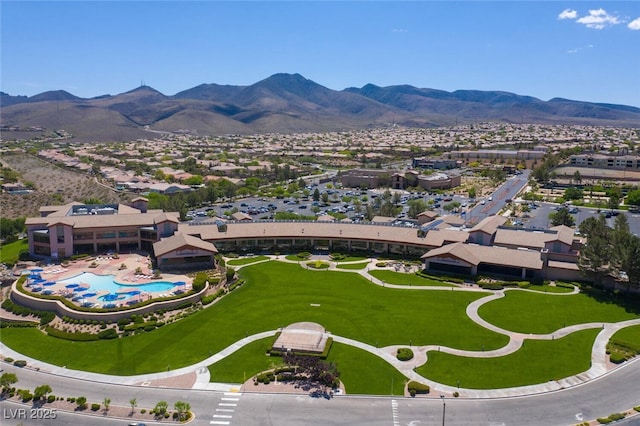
left=1, top=356, right=639, bottom=426
left=467, top=171, right=531, bottom=224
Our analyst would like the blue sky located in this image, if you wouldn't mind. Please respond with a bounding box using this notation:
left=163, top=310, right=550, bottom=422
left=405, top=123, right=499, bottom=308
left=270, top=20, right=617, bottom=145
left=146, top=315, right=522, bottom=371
left=2, top=1, right=639, bottom=107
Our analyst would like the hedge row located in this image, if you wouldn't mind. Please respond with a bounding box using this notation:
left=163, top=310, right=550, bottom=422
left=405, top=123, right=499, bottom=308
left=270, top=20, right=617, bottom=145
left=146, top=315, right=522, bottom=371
left=407, top=381, right=430, bottom=396
left=597, top=413, right=625, bottom=424
left=45, top=326, right=99, bottom=341
left=202, top=289, right=226, bottom=305
left=2, top=296, right=55, bottom=325
left=0, top=321, right=38, bottom=328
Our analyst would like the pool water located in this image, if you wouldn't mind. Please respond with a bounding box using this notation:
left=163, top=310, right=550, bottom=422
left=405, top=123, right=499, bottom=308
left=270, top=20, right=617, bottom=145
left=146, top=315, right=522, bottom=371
left=58, top=272, right=177, bottom=298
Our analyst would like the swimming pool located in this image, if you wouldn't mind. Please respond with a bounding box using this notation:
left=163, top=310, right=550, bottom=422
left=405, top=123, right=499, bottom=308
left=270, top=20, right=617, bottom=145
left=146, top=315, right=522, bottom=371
left=57, top=272, right=177, bottom=297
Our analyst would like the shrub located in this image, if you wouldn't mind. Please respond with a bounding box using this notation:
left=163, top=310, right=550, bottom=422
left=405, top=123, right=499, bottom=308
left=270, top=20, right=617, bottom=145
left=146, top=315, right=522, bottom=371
left=396, top=348, right=414, bottom=361
left=13, top=360, right=27, bottom=367
left=376, top=262, right=387, bottom=267
left=91, top=403, right=100, bottom=411
left=140, top=409, right=146, bottom=414
left=609, top=352, right=627, bottom=364
left=76, top=396, right=87, bottom=409
left=226, top=267, right=236, bottom=282
left=97, top=328, right=118, bottom=340
left=407, top=381, right=430, bottom=395
left=192, top=272, right=208, bottom=292
left=453, top=391, right=459, bottom=397
left=47, top=394, right=56, bottom=403
left=45, top=326, right=99, bottom=341
left=296, top=252, right=311, bottom=259
left=4, top=357, right=14, bottom=363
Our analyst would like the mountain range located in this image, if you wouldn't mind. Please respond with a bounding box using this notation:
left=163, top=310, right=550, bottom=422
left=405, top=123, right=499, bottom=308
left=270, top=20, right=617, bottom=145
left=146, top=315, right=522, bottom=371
left=2, top=73, right=639, bottom=142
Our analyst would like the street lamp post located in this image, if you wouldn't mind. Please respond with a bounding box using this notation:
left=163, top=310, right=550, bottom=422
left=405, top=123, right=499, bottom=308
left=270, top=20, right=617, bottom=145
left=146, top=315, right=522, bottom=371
left=440, top=394, right=446, bottom=426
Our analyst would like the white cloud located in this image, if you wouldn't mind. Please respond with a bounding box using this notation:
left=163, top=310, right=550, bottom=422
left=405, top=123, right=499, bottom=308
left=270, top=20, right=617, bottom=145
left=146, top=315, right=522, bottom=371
left=576, top=8, right=620, bottom=29
left=558, top=9, right=577, bottom=20
left=566, top=45, right=594, bottom=54
left=629, top=17, right=640, bottom=30
left=392, top=29, right=408, bottom=33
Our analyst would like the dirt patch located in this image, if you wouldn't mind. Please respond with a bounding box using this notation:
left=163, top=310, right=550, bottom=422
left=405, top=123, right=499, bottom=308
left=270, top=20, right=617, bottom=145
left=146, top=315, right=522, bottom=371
left=0, top=154, right=128, bottom=219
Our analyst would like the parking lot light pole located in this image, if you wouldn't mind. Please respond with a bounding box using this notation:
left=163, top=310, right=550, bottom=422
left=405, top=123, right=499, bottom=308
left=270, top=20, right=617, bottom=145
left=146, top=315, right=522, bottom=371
left=440, top=394, right=446, bottom=426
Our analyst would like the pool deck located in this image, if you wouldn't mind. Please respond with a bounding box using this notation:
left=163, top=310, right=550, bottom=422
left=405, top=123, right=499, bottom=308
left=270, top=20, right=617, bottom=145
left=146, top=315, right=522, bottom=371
left=25, top=254, right=192, bottom=309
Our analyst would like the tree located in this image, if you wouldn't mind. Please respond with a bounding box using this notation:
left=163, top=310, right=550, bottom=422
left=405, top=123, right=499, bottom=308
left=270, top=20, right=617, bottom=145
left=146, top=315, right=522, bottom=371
left=549, top=207, right=575, bottom=227
left=563, top=187, right=583, bottom=201
left=129, top=398, right=137, bottom=414
left=174, top=401, right=191, bottom=421
left=611, top=214, right=640, bottom=289
left=407, top=199, right=427, bottom=219
left=607, top=186, right=622, bottom=210
left=153, top=400, right=168, bottom=417
left=578, top=215, right=612, bottom=287
left=467, top=186, right=477, bottom=199
left=312, top=188, right=320, bottom=202
left=626, top=189, right=640, bottom=208
left=103, top=397, right=111, bottom=413
left=33, top=384, right=52, bottom=400
left=282, top=352, right=340, bottom=389
left=0, top=373, right=18, bottom=392
left=321, top=192, right=329, bottom=204
left=573, top=170, right=582, bottom=185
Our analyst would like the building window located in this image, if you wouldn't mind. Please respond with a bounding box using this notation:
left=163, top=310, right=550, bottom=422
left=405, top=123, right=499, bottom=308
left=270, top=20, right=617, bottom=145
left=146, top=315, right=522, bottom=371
left=57, top=225, right=65, bottom=243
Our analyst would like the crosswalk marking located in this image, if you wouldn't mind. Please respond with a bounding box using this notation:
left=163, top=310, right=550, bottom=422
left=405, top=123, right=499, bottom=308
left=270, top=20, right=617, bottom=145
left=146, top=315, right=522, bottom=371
left=212, top=392, right=242, bottom=425
left=391, top=399, right=400, bottom=426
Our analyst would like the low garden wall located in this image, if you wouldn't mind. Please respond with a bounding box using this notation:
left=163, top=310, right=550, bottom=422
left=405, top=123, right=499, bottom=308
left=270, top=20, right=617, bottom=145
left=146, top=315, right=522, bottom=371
left=9, top=280, right=207, bottom=322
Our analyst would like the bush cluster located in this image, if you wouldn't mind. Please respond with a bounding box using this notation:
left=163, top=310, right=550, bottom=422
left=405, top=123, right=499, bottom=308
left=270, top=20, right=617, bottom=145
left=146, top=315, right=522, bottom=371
left=296, top=252, right=311, bottom=259
left=97, top=328, right=118, bottom=340
left=407, top=381, right=430, bottom=397
left=192, top=272, right=208, bottom=292
left=597, top=413, right=625, bottom=424
left=1, top=299, right=55, bottom=325
left=13, top=360, right=27, bottom=367
left=255, top=372, right=276, bottom=384
left=45, top=326, right=99, bottom=341
left=396, top=348, right=414, bottom=361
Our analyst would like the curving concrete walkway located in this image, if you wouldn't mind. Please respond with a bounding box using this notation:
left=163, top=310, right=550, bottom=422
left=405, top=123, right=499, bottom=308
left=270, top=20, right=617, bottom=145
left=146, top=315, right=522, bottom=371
left=2, top=256, right=639, bottom=398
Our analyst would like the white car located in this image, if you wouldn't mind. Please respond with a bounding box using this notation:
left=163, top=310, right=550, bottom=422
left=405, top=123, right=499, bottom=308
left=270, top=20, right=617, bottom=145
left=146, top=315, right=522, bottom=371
left=488, top=196, right=493, bottom=201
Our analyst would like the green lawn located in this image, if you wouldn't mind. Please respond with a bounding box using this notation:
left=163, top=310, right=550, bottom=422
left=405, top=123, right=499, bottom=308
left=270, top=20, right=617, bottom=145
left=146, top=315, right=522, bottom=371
left=208, top=337, right=283, bottom=384
left=226, top=256, right=269, bottom=266
left=369, top=269, right=453, bottom=287
left=330, top=256, right=368, bottom=263
left=0, top=238, right=28, bottom=265
left=526, top=284, right=575, bottom=294
left=0, top=261, right=503, bottom=375
left=478, top=290, right=640, bottom=334
left=285, top=254, right=308, bottom=261
left=208, top=338, right=407, bottom=395
left=609, top=325, right=640, bottom=354
left=417, top=328, right=600, bottom=389
left=335, top=262, right=369, bottom=270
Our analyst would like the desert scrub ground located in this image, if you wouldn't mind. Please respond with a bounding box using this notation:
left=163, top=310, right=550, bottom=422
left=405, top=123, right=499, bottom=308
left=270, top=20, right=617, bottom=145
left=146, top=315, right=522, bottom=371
left=1, top=154, right=129, bottom=219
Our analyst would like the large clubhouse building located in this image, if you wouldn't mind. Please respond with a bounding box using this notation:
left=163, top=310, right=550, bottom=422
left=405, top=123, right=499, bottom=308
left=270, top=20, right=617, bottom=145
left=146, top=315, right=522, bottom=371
left=26, top=199, right=583, bottom=281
